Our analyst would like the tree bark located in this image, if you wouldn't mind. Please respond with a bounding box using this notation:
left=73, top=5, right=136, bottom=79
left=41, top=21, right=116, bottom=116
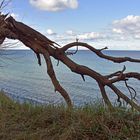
left=0, top=13, right=140, bottom=111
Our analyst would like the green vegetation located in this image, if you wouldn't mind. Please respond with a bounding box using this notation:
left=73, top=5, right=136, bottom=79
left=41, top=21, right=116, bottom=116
left=0, top=91, right=139, bottom=140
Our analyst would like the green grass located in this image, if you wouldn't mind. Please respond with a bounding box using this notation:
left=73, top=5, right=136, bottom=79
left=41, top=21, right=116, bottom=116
left=0, top=91, right=139, bottom=140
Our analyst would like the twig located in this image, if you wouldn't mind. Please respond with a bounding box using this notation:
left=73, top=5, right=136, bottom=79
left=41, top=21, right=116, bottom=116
left=124, top=80, right=137, bottom=102
left=61, top=42, right=140, bottom=63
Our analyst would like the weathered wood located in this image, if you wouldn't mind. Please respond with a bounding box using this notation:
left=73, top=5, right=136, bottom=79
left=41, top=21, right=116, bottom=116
left=0, top=13, right=140, bottom=110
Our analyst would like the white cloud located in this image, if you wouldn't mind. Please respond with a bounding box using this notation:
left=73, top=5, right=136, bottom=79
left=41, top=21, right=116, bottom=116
left=54, top=31, right=106, bottom=42
left=66, top=30, right=75, bottom=35
left=1, top=39, right=28, bottom=50
left=112, top=28, right=123, bottom=34
left=55, top=34, right=76, bottom=42
left=2, top=12, right=140, bottom=50
left=77, top=32, right=106, bottom=41
left=29, top=0, right=78, bottom=11
left=112, top=15, right=140, bottom=39
left=46, top=29, right=56, bottom=35
left=134, top=34, right=140, bottom=39
left=47, top=31, right=108, bottom=48
left=113, top=15, right=140, bottom=26
left=9, top=14, right=139, bottom=50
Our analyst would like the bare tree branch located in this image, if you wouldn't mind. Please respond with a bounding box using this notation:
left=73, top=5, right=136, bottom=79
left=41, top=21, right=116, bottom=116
left=105, top=66, right=126, bottom=79
left=42, top=49, right=72, bottom=107
left=98, top=82, right=113, bottom=110
left=109, top=84, right=140, bottom=112
left=0, top=13, right=140, bottom=111
left=109, top=72, right=140, bottom=84
left=61, top=42, right=140, bottom=63
left=125, top=80, right=137, bottom=101
left=0, top=0, right=11, bottom=10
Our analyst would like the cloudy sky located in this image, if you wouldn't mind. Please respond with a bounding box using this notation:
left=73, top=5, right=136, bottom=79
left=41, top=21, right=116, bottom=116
left=5, top=0, right=140, bottom=50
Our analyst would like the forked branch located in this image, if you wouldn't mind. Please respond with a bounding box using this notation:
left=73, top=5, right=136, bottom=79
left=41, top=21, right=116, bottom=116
left=61, top=42, right=140, bottom=63
left=0, top=13, right=140, bottom=111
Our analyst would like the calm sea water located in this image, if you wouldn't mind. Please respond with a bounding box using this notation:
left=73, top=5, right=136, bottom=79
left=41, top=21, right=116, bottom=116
left=0, top=50, right=140, bottom=105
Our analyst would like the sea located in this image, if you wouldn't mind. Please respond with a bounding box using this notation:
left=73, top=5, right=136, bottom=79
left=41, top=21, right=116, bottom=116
left=0, top=50, right=139, bottom=106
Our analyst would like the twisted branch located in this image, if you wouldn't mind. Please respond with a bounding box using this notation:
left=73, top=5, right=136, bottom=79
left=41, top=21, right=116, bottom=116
left=0, top=13, right=140, bottom=111
left=61, top=42, right=140, bottom=63
left=125, top=80, right=137, bottom=101
left=42, top=49, right=72, bottom=107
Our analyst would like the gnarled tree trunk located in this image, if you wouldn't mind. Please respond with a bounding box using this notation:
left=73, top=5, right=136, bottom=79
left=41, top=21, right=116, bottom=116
left=0, top=12, right=140, bottom=111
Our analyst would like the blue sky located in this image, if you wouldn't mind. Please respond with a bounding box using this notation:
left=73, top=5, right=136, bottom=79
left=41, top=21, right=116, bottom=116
left=4, top=0, right=140, bottom=50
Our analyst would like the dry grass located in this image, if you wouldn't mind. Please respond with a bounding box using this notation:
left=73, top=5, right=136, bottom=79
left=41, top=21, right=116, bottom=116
left=0, top=91, right=139, bottom=140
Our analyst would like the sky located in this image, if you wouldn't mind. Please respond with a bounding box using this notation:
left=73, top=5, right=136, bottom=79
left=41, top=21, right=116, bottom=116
left=3, top=0, right=140, bottom=50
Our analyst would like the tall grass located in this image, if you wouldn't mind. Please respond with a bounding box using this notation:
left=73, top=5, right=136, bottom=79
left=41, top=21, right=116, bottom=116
left=0, top=91, right=139, bottom=140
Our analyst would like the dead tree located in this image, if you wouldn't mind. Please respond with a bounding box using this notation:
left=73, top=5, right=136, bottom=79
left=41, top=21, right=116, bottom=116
left=0, top=12, right=140, bottom=111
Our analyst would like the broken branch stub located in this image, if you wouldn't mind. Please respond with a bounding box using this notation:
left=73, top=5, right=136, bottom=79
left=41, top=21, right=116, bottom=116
left=0, top=13, right=140, bottom=111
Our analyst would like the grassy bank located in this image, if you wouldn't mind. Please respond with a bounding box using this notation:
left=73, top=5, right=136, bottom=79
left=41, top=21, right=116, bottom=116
left=0, top=91, right=139, bottom=140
